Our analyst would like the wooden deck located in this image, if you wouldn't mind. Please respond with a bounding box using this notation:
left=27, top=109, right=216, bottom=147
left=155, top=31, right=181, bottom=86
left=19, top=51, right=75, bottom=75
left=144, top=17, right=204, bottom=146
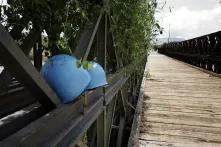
left=139, top=53, right=221, bottom=147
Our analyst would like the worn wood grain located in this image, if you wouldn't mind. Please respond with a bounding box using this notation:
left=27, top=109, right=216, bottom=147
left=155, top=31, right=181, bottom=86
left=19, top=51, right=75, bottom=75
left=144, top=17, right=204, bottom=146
left=139, top=53, right=221, bottom=147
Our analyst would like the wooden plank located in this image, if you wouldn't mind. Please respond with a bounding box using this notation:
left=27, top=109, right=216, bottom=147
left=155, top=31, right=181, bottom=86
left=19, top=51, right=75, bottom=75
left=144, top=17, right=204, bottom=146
left=147, top=104, right=221, bottom=115
left=0, top=24, right=60, bottom=109
left=139, top=53, right=221, bottom=147
left=146, top=98, right=221, bottom=108
left=0, top=90, right=36, bottom=118
left=139, top=138, right=221, bottom=147
left=0, top=103, right=47, bottom=141
left=140, top=133, right=221, bottom=146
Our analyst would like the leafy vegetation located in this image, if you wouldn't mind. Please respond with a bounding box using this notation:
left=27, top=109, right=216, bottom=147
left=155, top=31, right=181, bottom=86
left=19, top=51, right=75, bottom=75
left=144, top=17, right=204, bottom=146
left=0, top=0, right=160, bottom=66
left=110, top=0, right=157, bottom=66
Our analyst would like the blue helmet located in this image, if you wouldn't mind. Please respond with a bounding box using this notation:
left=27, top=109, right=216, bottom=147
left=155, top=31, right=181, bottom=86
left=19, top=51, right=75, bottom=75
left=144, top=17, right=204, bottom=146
left=87, top=62, right=108, bottom=90
left=41, top=54, right=91, bottom=103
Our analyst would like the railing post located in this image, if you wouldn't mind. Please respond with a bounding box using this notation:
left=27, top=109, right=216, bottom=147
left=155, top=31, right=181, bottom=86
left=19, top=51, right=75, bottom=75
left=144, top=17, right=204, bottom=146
left=96, top=11, right=107, bottom=147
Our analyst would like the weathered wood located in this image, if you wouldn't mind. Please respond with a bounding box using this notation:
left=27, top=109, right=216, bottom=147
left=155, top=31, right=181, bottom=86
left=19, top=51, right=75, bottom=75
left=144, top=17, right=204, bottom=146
left=104, top=13, right=108, bottom=71
left=116, top=117, right=125, bottom=147
left=119, top=90, right=127, bottom=116
left=0, top=90, right=36, bottom=118
left=106, top=96, right=117, bottom=147
left=106, top=15, right=117, bottom=72
left=73, top=11, right=103, bottom=59
left=0, top=103, right=47, bottom=141
left=96, top=111, right=106, bottom=147
left=97, top=13, right=106, bottom=68
left=141, top=122, right=221, bottom=143
left=0, top=74, right=126, bottom=147
left=128, top=59, right=148, bottom=147
left=0, top=24, right=60, bottom=109
left=0, top=70, right=11, bottom=93
left=87, top=122, right=97, bottom=147
left=139, top=53, right=221, bottom=147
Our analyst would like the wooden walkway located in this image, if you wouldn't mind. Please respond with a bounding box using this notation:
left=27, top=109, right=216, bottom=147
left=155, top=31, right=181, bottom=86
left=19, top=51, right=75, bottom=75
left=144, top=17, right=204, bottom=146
left=139, top=53, right=221, bottom=147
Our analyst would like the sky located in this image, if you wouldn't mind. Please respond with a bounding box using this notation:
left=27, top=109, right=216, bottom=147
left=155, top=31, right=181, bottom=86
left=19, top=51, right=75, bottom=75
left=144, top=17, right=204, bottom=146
left=155, top=0, right=221, bottom=40
left=0, top=0, right=7, bottom=5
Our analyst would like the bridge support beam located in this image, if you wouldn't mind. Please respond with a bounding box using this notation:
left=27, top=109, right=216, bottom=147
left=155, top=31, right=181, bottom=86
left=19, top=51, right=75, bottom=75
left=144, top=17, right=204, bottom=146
left=0, top=24, right=60, bottom=109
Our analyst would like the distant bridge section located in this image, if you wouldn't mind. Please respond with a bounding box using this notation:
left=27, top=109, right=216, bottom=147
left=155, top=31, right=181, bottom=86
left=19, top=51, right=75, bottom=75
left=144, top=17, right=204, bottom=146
left=158, top=31, right=221, bottom=73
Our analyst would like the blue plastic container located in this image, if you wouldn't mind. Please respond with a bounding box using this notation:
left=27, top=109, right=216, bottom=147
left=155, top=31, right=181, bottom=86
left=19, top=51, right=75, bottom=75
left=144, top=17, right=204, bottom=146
left=41, top=54, right=91, bottom=103
left=87, top=62, right=108, bottom=90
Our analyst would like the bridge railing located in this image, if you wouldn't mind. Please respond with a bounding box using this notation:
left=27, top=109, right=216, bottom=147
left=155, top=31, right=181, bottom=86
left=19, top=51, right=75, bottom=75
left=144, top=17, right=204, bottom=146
left=158, top=31, right=221, bottom=73
left=0, top=0, right=146, bottom=146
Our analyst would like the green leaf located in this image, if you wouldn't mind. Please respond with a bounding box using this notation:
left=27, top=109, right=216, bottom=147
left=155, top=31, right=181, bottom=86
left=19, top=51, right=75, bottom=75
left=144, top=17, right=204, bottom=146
left=82, top=60, right=88, bottom=69
left=155, top=23, right=160, bottom=29
left=87, top=63, right=92, bottom=70
left=76, top=60, right=82, bottom=68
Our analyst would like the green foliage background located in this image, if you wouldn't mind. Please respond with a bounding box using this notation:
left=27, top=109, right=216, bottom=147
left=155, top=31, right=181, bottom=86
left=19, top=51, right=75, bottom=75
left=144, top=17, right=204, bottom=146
left=0, top=0, right=159, bottom=65
left=110, top=0, right=157, bottom=67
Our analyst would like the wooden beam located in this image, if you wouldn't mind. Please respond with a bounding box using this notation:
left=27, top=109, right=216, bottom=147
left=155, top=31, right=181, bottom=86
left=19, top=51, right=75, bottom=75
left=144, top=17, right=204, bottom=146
left=87, top=122, right=97, bottom=147
left=96, top=111, right=106, bottom=147
left=0, top=24, right=60, bottom=109
left=0, top=69, right=11, bottom=93
left=0, top=74, right=126, bottom=147
left=0, top=89, right=36, bottom=118
left=119, top=89, right=127, bottom=116
left=107, top=14, right=120, bottom=68
left=96, top=13, right=106, bottom=67
left=116, top=117, right=125, bottom=147
left=128, top=61, right=148, bottom=147
left=105, top=78, right=128, bottom=105
left=106, top=96, right=117, bottom=147
left=106, top=15, right=118, bottom=72
left=104, top=13, right=108, bottom=71
left=73, top=11, right=103, bottom=59
left=0, top=103, right=47, bottom=141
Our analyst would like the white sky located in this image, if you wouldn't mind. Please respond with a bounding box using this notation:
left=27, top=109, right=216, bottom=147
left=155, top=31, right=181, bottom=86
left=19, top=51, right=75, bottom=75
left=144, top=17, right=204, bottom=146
left=155, top=0, right=221, bottom=40
left=0, top=0, right=7, bottom=5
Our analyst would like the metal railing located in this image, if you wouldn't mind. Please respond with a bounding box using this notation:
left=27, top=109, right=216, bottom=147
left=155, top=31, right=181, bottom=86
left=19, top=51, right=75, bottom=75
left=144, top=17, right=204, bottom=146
left=158, top=31, right=221, bottom=73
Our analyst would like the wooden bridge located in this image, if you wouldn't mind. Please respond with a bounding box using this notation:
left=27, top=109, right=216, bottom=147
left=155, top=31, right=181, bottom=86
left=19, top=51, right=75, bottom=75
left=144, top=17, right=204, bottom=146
left=1, top=28, right=221, bottom=146
left=136, top=53, right=221, bottom=147
left=1, top=1, right=221, bottom=146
